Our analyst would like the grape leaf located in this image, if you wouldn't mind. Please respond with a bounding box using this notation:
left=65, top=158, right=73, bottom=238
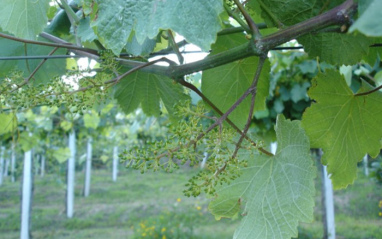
left=349, top=0, right=382, bottom=37
left=0, top=113, right=17, bottom=135
left=77, top=17, right=97, bottom=42
left=45, top=9, right=71, bottom=37
left=363, top=37, right=382, bottom=65
left=125, top=33, right=157, bottom=57
left=92, top=0, right=223, bottom=55
left=257, top=0, right=343, bottom=27
left=84, top=110, right=100, bottom=129
left=209, top=115, right=315, bottom=239
left=298, top=33, right=372, bottom=65
left=301, top=70, right=382, bottom=189
left=48, top=147, right=71, bottom=163
left=0, top=38, right=24, bottom=78
left=202, top=33, right=270, bottom=129
left=114, top=71, right=189, bottom=117
left=0, top=0, right=50, bottom=40
left=19, top=132, right=39, bottom=152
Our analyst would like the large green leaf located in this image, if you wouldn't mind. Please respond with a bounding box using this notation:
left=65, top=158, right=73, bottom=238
left=301, top=70, right=382, bottom=189
left=209, top=115, right=315, bottom=239
left=0, top=0, right=50, bottom=40
left=363, top=37, right=382, bottom=65
left=298, top=33, right=372, bottom=65
left=125, top=33, right=157, bottom=57
left=0, top=38, right=24, bottom=78
left=202, top=33, right=270, bottom=129
left=92, top=0, right=223, bottom=55
left=19, top=132, right=39, bottom=152
left=349, top=0, right=382, bottom=37
left=114, top=71, right=189, bottom=117
left=77, top=17, right=97, bottom=42
left=257, top=0, right=343, bottom=27
left=48, top=147, right=71, bottom=163
left=0, top=113, right=17, bottom=135
left=45, top=9, right=71, bottom=37
left=84, top=110, right=100, bottom=129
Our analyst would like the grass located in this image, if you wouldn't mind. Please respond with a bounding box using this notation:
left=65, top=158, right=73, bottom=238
left=0, top=166, right=381, bottom=238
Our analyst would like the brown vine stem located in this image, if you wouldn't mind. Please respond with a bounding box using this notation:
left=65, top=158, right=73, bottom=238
left=153, top=73, right=275, bottom=161
left=354, top=85, right=382, bottom=97
left=232, top=56, right=267, bottom=159
left=0, top=32, right=99, bottom=56
left=214, top=56, right=268, bottom=177
left=106, top=57, right=177, bottom=85
left=167, top=30, right=184, bottom=64
left=233, top=0, right=261, bottom=38
left=179, top=78, right=273, bottom=157
left=224, top=3, right=251, bottom=33
left=155, top=78, right=273, bottom=161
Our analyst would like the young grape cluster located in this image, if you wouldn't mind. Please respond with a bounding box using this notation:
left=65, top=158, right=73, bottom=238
left=120, top=101, right=253, bottom=197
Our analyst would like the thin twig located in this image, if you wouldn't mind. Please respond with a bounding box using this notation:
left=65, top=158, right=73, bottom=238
left=232, top=56, right=267, bottom=159
left=233, top=0, right=261, bottom=38
left=218, top=25, right=268, bottom=36
left=224, top=3, right=251, bottom=33
left=179, top=80, right=273, bottom=156
left=354, top=85, right=382, bottom=97
left=105, top=57, right=176, bottom=85
left=0, top=55, right=84, bottom=60
left=167, top=30, right=184, bottom=64
left=0, top=32, right=98, bottom=55
left=214, top=57, right=268, bottom=177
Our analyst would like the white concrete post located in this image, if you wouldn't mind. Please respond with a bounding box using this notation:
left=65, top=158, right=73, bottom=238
left=20, top=149, right=33, bottom=239
left=40, top=155, right=45, bottom=177
left=0, top=146, right=4, bottom=186
left=112, top=146, right=118, bottom=182
left=319, top=150, right=336, bottom=239
left=84, top=137, right=92, bottom=197
left=67, top=129, right=76, bottom=218
left=11, top=142, right=16, bottom=182
left=363, top=155, right=369, bottom=176
left=201, top=152, right=208, bottom=169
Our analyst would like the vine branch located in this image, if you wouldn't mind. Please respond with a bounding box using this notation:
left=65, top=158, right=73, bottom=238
left=1, top=0, right=357, bottom=81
